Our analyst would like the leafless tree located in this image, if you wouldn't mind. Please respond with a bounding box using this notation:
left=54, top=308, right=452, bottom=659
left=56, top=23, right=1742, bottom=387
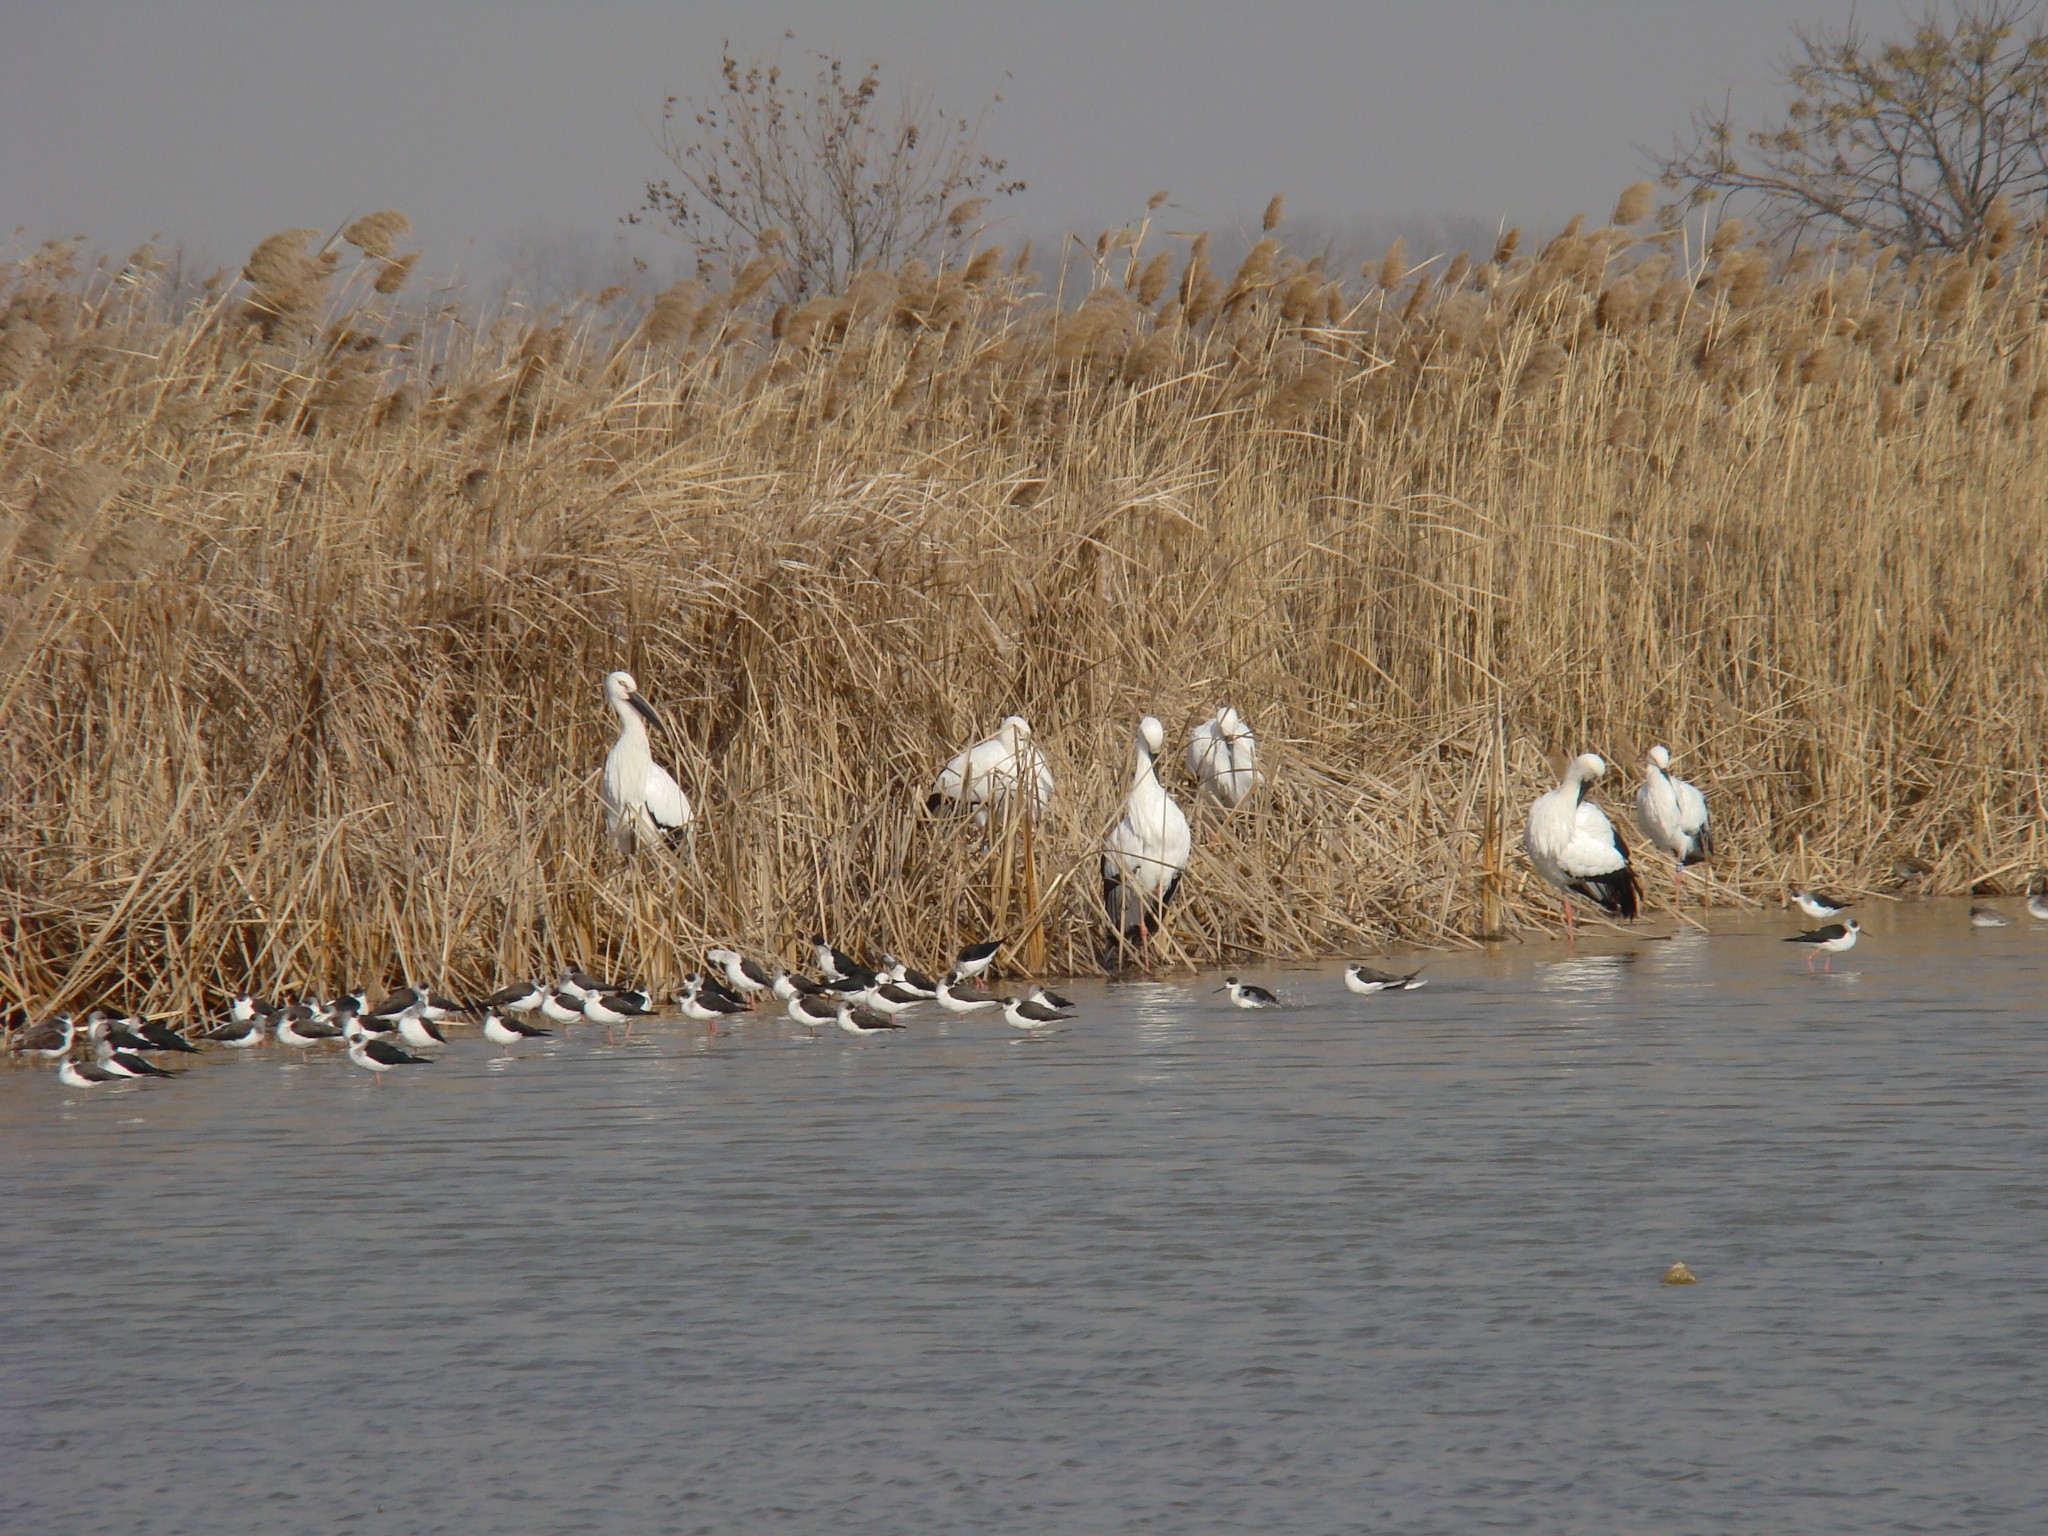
left=1656, top=1, right=2048, bottom=252
left=628, top=40, right=1024, bottom=301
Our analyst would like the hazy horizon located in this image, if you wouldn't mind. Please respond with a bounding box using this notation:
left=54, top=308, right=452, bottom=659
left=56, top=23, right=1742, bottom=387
left=3, top=0, right=1876, bottom=289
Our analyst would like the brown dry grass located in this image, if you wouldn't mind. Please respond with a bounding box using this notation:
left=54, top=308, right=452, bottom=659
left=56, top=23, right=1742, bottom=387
left=3, top=196, right=2046, bottom=1014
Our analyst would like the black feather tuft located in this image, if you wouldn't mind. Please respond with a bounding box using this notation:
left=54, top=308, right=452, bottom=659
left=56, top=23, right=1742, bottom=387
left=1571, top=866, right=1640, bottom=920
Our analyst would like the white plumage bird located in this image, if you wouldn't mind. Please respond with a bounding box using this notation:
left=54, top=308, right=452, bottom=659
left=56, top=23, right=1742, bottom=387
left=599, top=670, right=693, bottom=856
left=1102, top=714, right=1192, bottom=962
left=1185, top=705, right=1262, bottom=810
left=1633, top=745, right=1711, bottom=903
left=1525, top=752, right=1640, bottom=938
left=926, top=714, right=1053, bottom=829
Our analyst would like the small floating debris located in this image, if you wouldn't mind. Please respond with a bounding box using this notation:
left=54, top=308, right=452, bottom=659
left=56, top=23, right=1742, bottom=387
left=1661, top=1262, right=1698, bottom=1285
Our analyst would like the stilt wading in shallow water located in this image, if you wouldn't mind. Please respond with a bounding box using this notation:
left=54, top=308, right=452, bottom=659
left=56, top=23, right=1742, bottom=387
left=1786, top=919, right=1860, bottom=971
left=348, top=1033, right=432, bottom=1082
left=482, top=1011, right=552, bottom=1052
left=1344, top=965, right=1426, bottom=994
left=1524, top=753, right=1640, bottom=942
left=1101, top=715, right=1191, bottom=969
left=599, top=670, right=694, bottom=856
left=810, top=935, right=867, bottom=984
left=1219, top=977, right=1279, bottom=1009
left=951, top=940, right=1002, bottom=987
left=707, top=948, right=776, bottom=1002
left=479, top=980, right=546, bottom=1016
left=16, top=1013, right=76, bottom=1058
left=1633, top=745, right=1710, bottom=905
left=934, top=973, right=1000, bottom=1014
left=59, top=1056, right=122, bottom=1087
left=1000, top=993, right=1071, bottom=1030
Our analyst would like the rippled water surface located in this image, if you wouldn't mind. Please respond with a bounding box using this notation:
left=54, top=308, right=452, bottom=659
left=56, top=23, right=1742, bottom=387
left=6, top=902, right=2047, bottom=1533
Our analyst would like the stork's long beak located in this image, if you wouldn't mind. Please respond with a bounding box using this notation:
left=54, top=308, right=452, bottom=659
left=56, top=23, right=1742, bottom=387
left=627, top=691, right=663, bottom=729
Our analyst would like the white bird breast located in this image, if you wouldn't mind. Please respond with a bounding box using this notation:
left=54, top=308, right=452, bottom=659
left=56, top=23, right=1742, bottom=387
left=602, top=710, right=693, bottom=853
left=1526, top=782, right=1628, bottom=885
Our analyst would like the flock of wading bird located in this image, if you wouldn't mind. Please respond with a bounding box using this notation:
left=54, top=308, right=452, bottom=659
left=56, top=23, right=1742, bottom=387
left=14, top=668, right=2048, bottom=1090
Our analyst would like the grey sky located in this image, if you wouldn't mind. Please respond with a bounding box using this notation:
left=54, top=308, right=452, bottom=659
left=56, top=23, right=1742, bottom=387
left=3, top=0, right=1874, bottom=283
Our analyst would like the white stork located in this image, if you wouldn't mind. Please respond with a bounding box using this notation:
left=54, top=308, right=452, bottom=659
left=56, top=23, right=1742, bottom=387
left=1633, top=745, right=1710, bottom=903
left=1101, top=714, right=1191, bottom=963
left=1186, top=705, right=1262, bottom=810
left=599, top=670, right=693, bottom=856
left=927, top=714, right=1053, bottom=829
left=1525, top=752, right=1640, bottom=938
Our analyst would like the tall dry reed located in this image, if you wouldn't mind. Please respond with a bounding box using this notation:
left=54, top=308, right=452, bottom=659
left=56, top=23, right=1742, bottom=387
left=3, top=195, right=2046, bottom=1013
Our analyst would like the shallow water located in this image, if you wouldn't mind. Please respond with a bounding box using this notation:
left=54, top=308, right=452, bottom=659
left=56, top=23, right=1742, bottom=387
left=5, top=900, right=2046, bottom=1533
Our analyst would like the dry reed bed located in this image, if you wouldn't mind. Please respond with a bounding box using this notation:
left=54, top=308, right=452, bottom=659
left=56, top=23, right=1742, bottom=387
left=2, top=193, right=2045, bottom=1013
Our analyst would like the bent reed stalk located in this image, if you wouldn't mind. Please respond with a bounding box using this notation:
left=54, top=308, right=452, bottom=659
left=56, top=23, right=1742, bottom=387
left=2, top=195, right=2045, bottom=1013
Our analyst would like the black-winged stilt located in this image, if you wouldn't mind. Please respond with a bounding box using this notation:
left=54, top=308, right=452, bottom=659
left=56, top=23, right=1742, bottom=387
left=274, top=1008, right=342, bottom=1053
left=881, top=954, right=939, bottom=998
left=1344, top=964, right=1427, bottom=994
left=836, top=1002, right=905, bottom=1036
left=349, top=1033, right=432, bottom=1080
left=480, top=980, right=546, bottom=1015
left=1786, top=919, right=1860, bottom=970
left=1790, top=888, right=1851, bottom=921
left=934, top=975, right=999, bottom=1014
left=786, top=991, right=840, bottom=1029
left=130, top=1019, right=200, bottom=1054
left=1000, top=994, right=1069, bottom=1030
left=707, top=948, right=775, bottom=1001
left=539, top=990, right=585, bottom=1026
left=394, top=1006, right=447, bottom=1051
left=809, top=934, right=869, bottom=984
left=1218, top=977, right=1279, bottom=1009
left=481, top=1010, right=551, bottom=1051
left=16, top=1014, right=75, bottom=1058
left=952, top=940, right=1002, bottom=985
left=96, top=1041, right=176, bottom=1078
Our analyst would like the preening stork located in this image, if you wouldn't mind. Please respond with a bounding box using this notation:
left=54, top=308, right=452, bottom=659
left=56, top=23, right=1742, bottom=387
left=1525, top=753, right=1640, bottom=937
left=927, top=715, right=1053, bottom=829
left=1633, top=745, right=1711, bottom=903
left=599, top=670, right=694, bottom=856
left=1186, top=706, right=1262, bottom=810
left=1101, top=714, right=1192, bottom=963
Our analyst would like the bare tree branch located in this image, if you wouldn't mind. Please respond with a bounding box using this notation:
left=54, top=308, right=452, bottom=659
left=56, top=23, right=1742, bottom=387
left=627, top=40, right=1025, bottom=301
left=1655, top=1, right=2048, bottom=253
